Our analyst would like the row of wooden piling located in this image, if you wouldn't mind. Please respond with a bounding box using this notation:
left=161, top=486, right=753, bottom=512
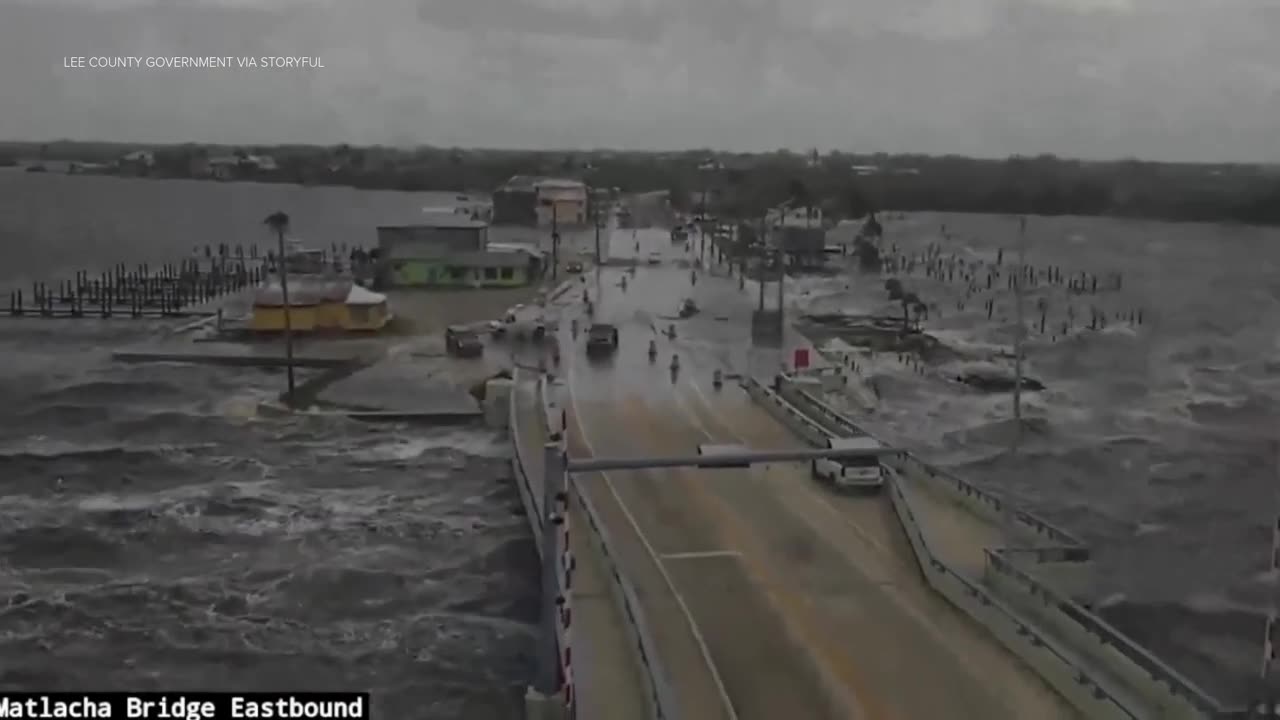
left=877, top=240, right=1148, bottom=341
left=6, top=260, right=265, bottom=319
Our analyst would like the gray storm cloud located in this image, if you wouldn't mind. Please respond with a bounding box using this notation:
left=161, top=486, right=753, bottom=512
left=0, top=0, right=1277, bottom=161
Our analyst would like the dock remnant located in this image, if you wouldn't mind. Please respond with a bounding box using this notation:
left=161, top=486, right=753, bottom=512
left=7, top=253, right=264, bottom=319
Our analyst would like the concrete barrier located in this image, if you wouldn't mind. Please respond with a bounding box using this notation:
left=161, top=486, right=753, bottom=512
left=510, top=368, right=545, bottom=557
left=763, top=372, right=1247, bottom=719
left=528, top=371, right=679, bottom=720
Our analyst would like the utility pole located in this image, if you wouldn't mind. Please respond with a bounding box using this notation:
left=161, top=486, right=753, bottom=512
left=757, top=214, right=767, bottom=312
left=592, top=199, right=602, bottom=265
left=776, top=247, right=785, bottom=330
left=550, top=203, right=560, bottom=281
left=1013, top=216, right=1027, bottom=452
left=263, top=211, right=296, bottom=405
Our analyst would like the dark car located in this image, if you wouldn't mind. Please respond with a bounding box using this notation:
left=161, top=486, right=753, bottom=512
left=585, top=323, right=619, bottom=356
left=445, top=326, right=484, bottom=358
left=566, top=260, right=584, bottom=274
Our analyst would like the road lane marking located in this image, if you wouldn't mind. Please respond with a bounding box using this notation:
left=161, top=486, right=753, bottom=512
left=661, top=550, right=742, bottom=560
left=679, top=372, right=994, bottom=692
left=685, top=374, right=892, bottom=555
left=563, top=363, right=741, bottom=720
left=658, top=383, right=878, bottom=720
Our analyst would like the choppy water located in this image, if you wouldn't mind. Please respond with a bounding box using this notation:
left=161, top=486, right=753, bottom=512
left=793, top=212, right=1280, bottom=700
left=0, top=321, right=539, bottom=715
left=6, top=171, right=1280, bottom=705
left=0, top=173, right=539, bottom=716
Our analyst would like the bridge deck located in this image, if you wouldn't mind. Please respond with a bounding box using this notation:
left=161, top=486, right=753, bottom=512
left=518, top=226, right=1083, bottom=720
left=513, top=378, right=650, bottom=720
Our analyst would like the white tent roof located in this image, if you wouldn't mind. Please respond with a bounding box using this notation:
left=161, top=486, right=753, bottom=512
left=346, top=284, right=386, bottom=306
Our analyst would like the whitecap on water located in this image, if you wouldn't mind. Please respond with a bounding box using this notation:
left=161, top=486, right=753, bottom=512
left=343, top=430, right=508, bottom=463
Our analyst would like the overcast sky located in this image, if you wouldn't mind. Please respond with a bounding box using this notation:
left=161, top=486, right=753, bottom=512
left=0, top=0, right=1277, bottom=162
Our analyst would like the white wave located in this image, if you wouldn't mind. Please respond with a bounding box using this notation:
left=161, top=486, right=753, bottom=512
left=342, top=430, right=509, bottom=463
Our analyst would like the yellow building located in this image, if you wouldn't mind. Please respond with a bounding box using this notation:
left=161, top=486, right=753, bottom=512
left=329, top=284, right=392, bottom=331
left=250, top=282, right=321, bottom=332
left=315, top=280, right=350, bottom=329
left=251, top=278, right=391, bottom=333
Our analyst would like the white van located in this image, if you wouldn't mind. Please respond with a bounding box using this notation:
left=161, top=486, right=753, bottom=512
left=812, top=435, right=886, bottom=490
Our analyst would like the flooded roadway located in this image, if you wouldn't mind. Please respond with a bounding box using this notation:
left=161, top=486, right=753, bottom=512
left=552, top=226, right=1078, bottom=720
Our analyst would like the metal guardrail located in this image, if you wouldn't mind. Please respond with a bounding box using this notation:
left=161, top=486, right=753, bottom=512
left=885, top=473, right=1141, bottom=719
left=790, top=362, right=1092, bottom=545
left=768, top=372, right=1245, bottom=719
left=530, top=374, right=679, bottom=720
left=740, top=376, right=838, bottom=448
left=779, top=375, right=1090, bottom=555
left=747, top=373, right=1142, bottom=716
left=985, top=549, right=1234, bottom=717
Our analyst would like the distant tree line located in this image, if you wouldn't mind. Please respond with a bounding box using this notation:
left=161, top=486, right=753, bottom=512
left=3, top=141, right=1280, bottom=226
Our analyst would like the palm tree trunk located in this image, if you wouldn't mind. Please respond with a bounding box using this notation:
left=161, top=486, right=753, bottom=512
left=276, top=229, right=296, bottom=404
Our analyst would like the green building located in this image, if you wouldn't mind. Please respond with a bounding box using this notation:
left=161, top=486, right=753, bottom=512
left=386, top=250, right=538, bottom=288
left=376, top=217, right=543, bottom=289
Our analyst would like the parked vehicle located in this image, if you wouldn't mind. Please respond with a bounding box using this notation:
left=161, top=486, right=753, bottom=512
left=566, top=260, right=584, bottom=273
left=445, top=326, right=484, bottom=358
left=812, top=435, right=887, bottom=492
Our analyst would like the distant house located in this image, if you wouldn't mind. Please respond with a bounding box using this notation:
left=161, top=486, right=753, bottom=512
left=205, top=154, right=278, bottom=181
left=493, top=175, right=542, bottom=225
left=247, top=155, right=278, bottom=172
left=767, top=203, right=823, bottom=228
left=493, top=175, right=589, bottom=227
left=772, top=226, right=827, bottom=269
left=376, top=215, right=542, bottom=289
left=117, top=150, right=155, bottom=176
left=207, top=156, right=241, bottom=181
left=535, top=178, right=589, bottom=227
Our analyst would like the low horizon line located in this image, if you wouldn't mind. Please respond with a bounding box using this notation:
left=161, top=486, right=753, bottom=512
left=1, top=137, right=1273, bottom=168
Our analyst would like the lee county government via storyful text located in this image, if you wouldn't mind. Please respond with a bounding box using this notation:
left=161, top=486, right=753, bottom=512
left=62, top=57, right=324, bottom=70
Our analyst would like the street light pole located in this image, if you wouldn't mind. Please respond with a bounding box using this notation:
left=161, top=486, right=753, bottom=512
left=263, top=211, right=296, bottom=405
left=551, top=203, right=560, bottom=281
left=277, top=230, right=296, bottom=402
left=593, top=200, right=602, bottom=265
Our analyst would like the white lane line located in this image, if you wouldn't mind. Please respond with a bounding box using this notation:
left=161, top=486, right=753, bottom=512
left=661, top=550, right=742, bottom=560
left=564, top=363, right=741, bottom=720
left=680, top=373, right=982, bottom=673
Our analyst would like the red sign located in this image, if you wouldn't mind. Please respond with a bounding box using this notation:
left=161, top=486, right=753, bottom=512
left=793, top=348, right=810, bottom=371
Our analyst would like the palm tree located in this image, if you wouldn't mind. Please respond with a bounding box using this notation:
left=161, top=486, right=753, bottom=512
left=263, top=211, right=296, bottom=404
left=884, top=277, right=903, bottom=300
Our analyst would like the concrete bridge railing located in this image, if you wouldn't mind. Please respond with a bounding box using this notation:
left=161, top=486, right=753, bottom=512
left=509, top=368, right=572, bottom=718
left=744, top=373, right=1244, bottom=719
left=774, top=373, right=1246, bottom=718
left=514, top=371, right=678, bottom=720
